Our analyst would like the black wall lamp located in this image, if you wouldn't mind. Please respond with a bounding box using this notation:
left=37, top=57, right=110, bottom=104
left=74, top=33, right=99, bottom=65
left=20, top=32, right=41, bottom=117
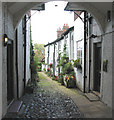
left=3, top=34, right=8, bottom=46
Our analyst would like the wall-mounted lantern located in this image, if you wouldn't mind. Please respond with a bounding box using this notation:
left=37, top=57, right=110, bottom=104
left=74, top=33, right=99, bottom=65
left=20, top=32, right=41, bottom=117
left=3, top=34, right=8, bottom=46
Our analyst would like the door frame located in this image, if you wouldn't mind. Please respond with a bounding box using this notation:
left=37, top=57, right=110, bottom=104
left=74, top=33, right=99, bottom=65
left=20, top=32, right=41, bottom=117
left=7, top=39, right=14, bottom=105
left=93, top=42, right=102, bottom=95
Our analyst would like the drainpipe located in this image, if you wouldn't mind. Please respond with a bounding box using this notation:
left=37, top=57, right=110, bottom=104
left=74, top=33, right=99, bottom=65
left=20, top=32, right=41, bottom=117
left=47, top=45, right=49, bottom=65
left=23, top=15, right=26, bottom=90
left=83, top=11, right=87, bottom=93
left=53, top=43, right=55, bottom=76
left=58, top=43, right=60, bottom=75
left=15, top=29, right=19, bottom=99
left=88, top=15, right=92, bottom=92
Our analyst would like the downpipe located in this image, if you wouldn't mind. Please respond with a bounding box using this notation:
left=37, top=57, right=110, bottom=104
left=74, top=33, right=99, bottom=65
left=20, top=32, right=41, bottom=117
left=83, top=11, right=87, bottom=93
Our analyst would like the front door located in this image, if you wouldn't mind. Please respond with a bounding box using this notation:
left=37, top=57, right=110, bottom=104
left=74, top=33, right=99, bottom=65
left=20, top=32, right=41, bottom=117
left=94, top=43, right=101, bottom=93
left=7, top=41, right=14, bottom=105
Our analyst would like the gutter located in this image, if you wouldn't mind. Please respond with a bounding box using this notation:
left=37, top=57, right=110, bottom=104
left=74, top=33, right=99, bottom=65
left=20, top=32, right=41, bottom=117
left=44, top=26, right=74, bottom=48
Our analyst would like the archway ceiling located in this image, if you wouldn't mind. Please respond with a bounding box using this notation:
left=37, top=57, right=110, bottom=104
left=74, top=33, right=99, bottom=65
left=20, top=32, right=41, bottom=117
left=5, top=2, right=112, bottom=31
left=64, top=2, right=112, bottom=33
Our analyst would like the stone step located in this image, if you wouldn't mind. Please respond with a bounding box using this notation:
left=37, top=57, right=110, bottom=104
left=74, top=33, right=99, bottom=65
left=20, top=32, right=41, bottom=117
left=85, top=93, right=100, bottom=102
left=7, top=100, right=23, bottom=113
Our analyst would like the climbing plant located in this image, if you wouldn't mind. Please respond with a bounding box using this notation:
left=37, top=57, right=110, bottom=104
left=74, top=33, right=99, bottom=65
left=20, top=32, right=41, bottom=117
left=57, top=44, right=76, bottom=88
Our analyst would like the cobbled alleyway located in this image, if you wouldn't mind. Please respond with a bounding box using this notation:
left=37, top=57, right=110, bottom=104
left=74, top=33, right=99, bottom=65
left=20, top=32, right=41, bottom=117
left=4, top=72, right=84, bottom=119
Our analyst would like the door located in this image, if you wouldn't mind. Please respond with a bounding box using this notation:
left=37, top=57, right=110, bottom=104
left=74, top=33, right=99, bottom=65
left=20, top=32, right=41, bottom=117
left=94, top=43, right=101, bottom=93
left=7, top=41, right=14, bottom=105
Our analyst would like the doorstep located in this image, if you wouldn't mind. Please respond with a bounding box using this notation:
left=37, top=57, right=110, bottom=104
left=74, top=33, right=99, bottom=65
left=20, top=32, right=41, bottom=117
left=7, top=100, right=23, bottom=113
left=84, top=92, right=100, bottom=102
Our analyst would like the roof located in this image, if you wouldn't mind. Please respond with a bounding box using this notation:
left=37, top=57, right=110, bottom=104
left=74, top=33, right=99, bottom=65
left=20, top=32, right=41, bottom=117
left=62, top=26, right=74, bottom=36
left=44, top=36, right=64, bottom=47
left=44, top=26, right=74, bottom=47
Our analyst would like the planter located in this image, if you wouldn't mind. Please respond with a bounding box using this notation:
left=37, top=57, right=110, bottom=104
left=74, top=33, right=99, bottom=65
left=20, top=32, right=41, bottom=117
left=64, top=76, right=76, bottom=88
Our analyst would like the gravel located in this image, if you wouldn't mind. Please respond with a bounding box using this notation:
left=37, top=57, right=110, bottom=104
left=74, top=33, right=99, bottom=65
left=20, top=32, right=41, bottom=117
left=3, top=73, right=84, bottom=119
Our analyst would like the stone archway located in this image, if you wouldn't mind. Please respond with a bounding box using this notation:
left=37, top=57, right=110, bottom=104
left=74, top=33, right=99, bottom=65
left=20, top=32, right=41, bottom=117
left=6, top=2, right=112, bottom=32
left=7, top=2, right=44, bottom=29
left=0, top=1, right=113, bottom=119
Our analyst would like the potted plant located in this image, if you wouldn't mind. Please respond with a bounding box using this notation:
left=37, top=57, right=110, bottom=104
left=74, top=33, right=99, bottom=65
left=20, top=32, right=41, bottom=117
left=64, top=74, right=76, bottom=88
left=57, top=44, right=76, bottom=88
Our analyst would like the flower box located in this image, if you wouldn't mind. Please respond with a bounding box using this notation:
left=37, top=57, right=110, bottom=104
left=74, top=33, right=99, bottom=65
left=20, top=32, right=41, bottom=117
left=64, top=74, right=76, bottom=88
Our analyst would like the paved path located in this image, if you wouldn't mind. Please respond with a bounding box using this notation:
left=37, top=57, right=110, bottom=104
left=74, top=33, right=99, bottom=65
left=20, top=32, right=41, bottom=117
left=38, top=72, right=112, bottom=118
left=4, top=72, right=84, bottom=119
left=4, top=72, right=112, bottom=119
left=41, top=73, right=112, bottom=118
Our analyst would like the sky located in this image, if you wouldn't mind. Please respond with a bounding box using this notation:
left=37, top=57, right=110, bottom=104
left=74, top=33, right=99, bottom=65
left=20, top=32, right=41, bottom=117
left=31, top=1, right=74, bottom=45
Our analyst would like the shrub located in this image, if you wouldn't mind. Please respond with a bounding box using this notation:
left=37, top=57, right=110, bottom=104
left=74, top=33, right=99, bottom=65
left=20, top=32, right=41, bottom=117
left=57, top=44, right=76, bottom=88
left=55, top=76, right=58, bottom=81
left=52, top=76, right=55, bottom=80
left=43, top=68, right=46, bottom=71
left=47, top=68, right=50, bottom=72
left=73, top=58, right=82, bottom=69
left=49, top=63, right=53, bottom=68
left=38, top=69, right=41, bottom=72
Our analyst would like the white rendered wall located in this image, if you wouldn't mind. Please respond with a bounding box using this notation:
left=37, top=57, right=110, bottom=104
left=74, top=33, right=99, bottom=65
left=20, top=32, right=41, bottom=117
left=26, top=14, right=31, bottom=84
left=89, top=15, right=112, bottom=108
left=17, top=20, right=24, bottom=98
left=0, top=2, right=3, bottom=119
left=74, top=12, right=84, bottom=91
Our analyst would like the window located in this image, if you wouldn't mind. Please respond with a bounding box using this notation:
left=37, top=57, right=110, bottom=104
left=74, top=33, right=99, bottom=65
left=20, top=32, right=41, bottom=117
left=77, top=40, right=82, bottom=65
left=71, top=35, right=74, bottom=59
left=58, top=41, right=61, bottom=51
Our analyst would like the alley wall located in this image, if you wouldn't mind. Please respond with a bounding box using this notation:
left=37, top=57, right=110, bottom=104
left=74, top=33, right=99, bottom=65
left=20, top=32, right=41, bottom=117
left=0, top=2, right=3, bottom=119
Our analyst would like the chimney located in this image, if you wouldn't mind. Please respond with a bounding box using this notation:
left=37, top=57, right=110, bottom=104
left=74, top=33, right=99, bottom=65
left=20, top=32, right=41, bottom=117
left=57, top=24, right=69, bottom=38
left=57, top=27, right=63, bottom=38
left=63, top=23, right=69, bottom=32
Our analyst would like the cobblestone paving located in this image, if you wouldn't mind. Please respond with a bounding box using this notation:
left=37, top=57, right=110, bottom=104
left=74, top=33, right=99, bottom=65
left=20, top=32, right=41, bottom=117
left=4, top=72, right=84, bottom=119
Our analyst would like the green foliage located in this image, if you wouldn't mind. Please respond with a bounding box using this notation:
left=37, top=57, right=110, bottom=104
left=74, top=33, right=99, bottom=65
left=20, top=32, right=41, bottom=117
left=57, top=44, right=76, bottom=87
left=52, top=76, right=55, bottom=80
left=73, top=58, right=82, bottom=69
left=46, top=68, right=53, bottom=77
left=38, top=69, right=41, bottom=72
left=33, top=43, right=44, bottom=71
left=43, top=68, right=46, bottom=71
left=34, top=43, right=45, bottom=63
left=58, top=73, right=64, bottom=85
left=57, top=44, right=75, bottom=75
left=62, top=62, right=74, bottom=74
left=31, top=60, right=39, bottom=82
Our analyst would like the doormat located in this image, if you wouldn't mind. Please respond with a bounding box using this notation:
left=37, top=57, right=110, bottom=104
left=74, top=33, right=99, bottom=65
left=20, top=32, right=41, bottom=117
left=85, top=93, right=100, bottom=102
left=8, top=100, right=23, bottom=113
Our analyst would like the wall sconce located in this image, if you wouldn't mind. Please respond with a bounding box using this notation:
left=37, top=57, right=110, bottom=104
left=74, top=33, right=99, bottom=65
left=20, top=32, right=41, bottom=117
left=3, top=34, right=8, bottom=46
